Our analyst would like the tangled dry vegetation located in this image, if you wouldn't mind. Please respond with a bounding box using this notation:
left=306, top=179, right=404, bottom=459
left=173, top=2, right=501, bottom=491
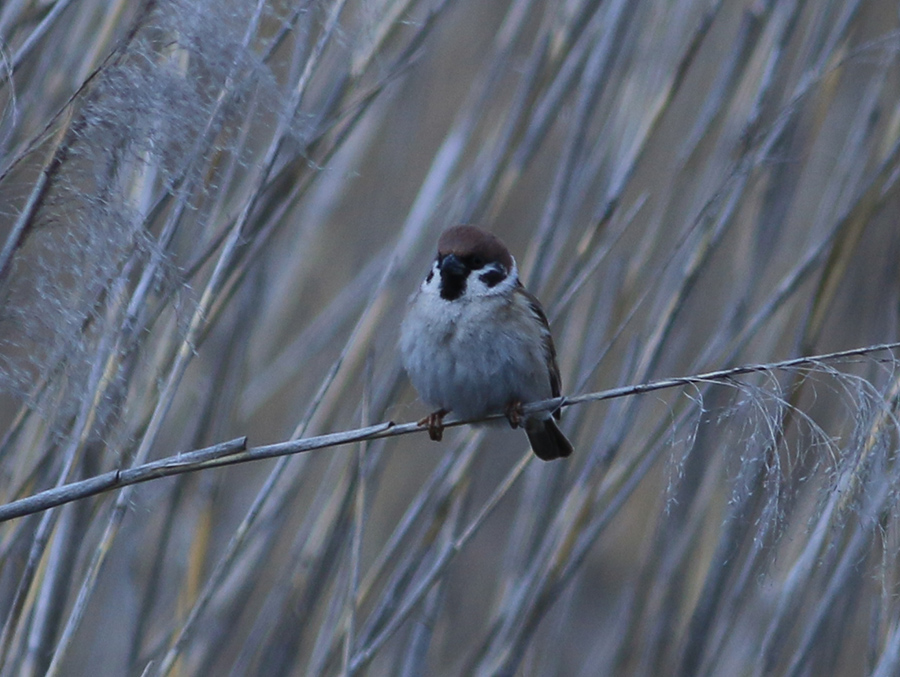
left=1, top=0, right=899, bottom=675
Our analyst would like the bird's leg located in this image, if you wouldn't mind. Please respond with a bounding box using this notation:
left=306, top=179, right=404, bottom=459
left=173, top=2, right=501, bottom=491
left=505, top=400, right=524, bottom=429
left=418, top=409, right=448, bottom=441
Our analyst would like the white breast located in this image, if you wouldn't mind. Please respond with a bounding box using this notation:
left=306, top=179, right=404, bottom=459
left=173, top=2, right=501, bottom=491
left=400, top=269, right=552, bottom=420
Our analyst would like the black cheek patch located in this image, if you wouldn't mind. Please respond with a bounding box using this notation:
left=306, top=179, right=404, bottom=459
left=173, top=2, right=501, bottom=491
left=426, top=270, right=434, bottom=283
left=480, top=269, right=505, bottom=287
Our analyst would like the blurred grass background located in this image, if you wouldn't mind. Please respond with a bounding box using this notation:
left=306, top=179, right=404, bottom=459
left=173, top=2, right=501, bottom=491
left=1, top=0, right=900, bottom=674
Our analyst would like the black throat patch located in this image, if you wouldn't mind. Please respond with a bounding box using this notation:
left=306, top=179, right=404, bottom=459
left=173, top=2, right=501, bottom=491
left=440, top=271, right=467, bottom=301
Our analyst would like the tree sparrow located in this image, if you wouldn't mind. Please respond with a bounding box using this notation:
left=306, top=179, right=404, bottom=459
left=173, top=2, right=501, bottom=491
left=400, top=225, right=574, bottom=461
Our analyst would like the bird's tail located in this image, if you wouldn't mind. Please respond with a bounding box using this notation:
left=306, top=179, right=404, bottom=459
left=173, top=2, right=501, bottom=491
left=525, top=417, right=574, bottom=461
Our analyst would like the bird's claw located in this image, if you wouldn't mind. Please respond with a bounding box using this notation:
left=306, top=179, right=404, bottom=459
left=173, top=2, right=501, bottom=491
left=505, top=401, right=524, bottom=429
left=418, top=409, right=448, bottom=441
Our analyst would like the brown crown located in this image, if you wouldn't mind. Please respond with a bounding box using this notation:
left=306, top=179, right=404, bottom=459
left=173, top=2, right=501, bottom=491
left=437, top=226, right=514, bottom=271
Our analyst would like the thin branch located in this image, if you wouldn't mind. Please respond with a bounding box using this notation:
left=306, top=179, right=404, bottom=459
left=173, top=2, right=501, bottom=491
left=1, top=341, right=898, bottom=524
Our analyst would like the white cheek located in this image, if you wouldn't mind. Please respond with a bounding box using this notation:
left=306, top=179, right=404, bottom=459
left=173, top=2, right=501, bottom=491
left=468, top=262, right=519, bottom=298
left=419, top=262, right=442, bottom=295
left=466, top=275, right=496, bottom=297
left=417, top=258, right=519, bottom=299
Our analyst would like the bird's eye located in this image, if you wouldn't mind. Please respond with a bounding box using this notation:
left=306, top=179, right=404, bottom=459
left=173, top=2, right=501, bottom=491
left=467, top=255, right=485, bottom=270
left=480, top=268, right=505, bottom=287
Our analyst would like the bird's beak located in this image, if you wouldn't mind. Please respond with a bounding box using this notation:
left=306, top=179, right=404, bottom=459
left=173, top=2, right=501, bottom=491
left=439, top=253, right=466, bottom=278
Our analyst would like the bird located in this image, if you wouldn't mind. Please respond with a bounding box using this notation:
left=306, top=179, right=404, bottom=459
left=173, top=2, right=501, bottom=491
left=400, top=225, right=574, bottom=461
